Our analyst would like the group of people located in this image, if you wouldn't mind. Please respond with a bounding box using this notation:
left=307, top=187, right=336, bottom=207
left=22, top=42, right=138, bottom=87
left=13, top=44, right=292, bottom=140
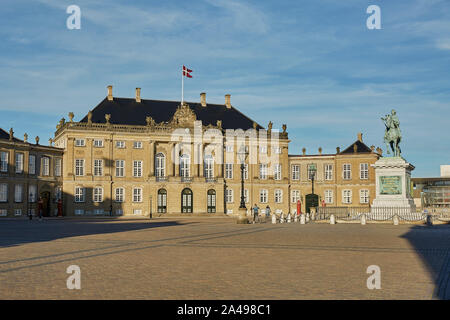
left=251, top=204, right=271, bottom=223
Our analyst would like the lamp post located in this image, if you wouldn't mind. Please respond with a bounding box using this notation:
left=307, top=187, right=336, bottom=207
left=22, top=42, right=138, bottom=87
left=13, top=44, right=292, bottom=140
left=309, top=163, right=317, bottom=195
left=237, top=145, right=248, bottom=224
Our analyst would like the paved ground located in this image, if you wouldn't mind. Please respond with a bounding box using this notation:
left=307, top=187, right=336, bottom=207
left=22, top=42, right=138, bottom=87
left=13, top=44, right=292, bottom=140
left=0, top=217, right=449, bottom=299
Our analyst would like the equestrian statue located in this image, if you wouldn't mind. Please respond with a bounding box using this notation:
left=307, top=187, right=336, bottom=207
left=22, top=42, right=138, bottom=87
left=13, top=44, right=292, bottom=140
left=381, top=109, right=402, bottom=157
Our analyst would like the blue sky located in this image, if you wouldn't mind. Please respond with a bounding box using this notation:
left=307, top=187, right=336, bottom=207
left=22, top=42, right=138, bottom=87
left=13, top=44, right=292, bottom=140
left=0, top=0, right=449, bottom=177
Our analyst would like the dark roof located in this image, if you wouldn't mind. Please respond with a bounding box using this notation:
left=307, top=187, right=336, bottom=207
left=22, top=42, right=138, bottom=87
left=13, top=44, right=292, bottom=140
left=0, top=128, right=22, bottom=142
left=339, top=140, right=373, bottom=154
left=80, top=97, right=263, bottom=130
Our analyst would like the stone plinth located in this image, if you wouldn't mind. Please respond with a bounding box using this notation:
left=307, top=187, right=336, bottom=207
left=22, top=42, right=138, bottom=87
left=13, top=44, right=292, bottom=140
left=371, top=157, right=416, bottom=210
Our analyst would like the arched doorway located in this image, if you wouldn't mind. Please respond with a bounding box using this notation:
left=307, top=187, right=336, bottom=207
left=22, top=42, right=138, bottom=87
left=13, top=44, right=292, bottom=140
left=305, top=193, right=319, bottom=214
left=207, top=189, right=216, bottom=213
left=157, top=189, right=167, bottom=213
left=181, top=188, right=193, bottom=213
left=40, top=191, right=51, bottom=217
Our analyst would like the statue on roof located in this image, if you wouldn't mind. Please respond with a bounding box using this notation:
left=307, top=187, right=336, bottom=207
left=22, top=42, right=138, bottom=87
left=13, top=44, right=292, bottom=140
left=381, top=109, right=402, bottom=157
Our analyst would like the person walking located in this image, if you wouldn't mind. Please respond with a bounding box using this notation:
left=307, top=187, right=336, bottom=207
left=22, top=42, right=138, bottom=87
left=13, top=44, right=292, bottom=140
left=265, top=205, right=271, bottom=218
left=252, top=204, right=259, bottom=223
left=37, top=197, right=43, bottom=221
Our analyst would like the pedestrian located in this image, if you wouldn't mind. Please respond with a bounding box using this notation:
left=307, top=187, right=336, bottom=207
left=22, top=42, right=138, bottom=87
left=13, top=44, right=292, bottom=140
left=265, top=205, right=271, bottom=218
left=252, top=204, right=259, bottom=223
left=38, top=197, right=43, bottom=221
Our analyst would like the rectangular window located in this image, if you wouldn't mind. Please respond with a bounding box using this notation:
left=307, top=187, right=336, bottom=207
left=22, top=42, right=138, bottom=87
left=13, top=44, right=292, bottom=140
left=0, top=184, right=8, bottom=202
left=274, top=164, right=282, bottom=180
left=29, top=155, right=36, bottom=175
left=360, top=189, right=369, bottom=204
left=28, top=185, right=37, bottom=203
left=325, top=164, right=333, bottom=180
left=75, top=139, right=85, bottom=147
left=342, top=189, right=352, bottom=204
left=225, top=189, right=233, bottom=203
left=0, top=151, right=8, bottom=172
left=54, top=158, right=62, bottom=176
left=94, top=159, right=103, bottom=176
left=115, top=160, right=125, bottom=177
left=204, top=157, right=214, bottom=178
left=133, top=188, right=142, bottom=202
left=343, top=164, right=351, bottom=180
left=75, top=187, right=85, bottom=202
left=225, top=144, right=233, bottom=152
left=259, top=164, right=268, bottom=180
left=74, top=209, right=84, bottom=215
left=133, top=209, right=142, bottom=215
left=260, top=189, right=268, bottom=203
left=14, top=184, right=22, bottom=203
left=15, top=153, right=24, bottom=173
left=275, top=189, right=283, bottom=203
left=42, top=157, right=50, bottom=176
left=273, top=146, right=282, bottom=154
left=291, top=190, right=300, bottom=203
left=244, top=189, right=249, bottom=203
left=133, top=141, right=143, bottom=149
left=115, top=188, right=124, bottom=202
left=292, top=165, right=300, bottom=180
left=93, top=187, right=103, bottom=202
left=360, top=163, right=369, bottom=180
left=133, top=160, right=143, bottom=177
left=225, top=163, right=233, bottom=179
left=75, top=159, right=84, bottom=176
left=0, top=209, right=7, bottom=216
left=115, top=141, right=125, bottom=148
left=259, top=146, right=267, bottom=154
left=14, top=209, right=22, bottom=216
left=93, top=139, right=104, bottom=148
left=325, top=190, right=333, bottom=204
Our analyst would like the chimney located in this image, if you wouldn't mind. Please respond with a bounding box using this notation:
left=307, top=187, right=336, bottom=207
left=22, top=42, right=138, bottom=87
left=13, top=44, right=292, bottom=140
left=107, top=85, right=113, bottom=101
left=318, top=147, right=322, bottom=155
left=200, top=92, right=206, bottom=107
left=357, top=132, right=363, bottom=142
left=225, top=94, right=231, bottom=109
left=135, top=88, right=141, bottom=103
left=336, top=147, right=340, bottom=153
left=24, top=133, right=28, bottom=143
left=302, top=148, right=306, bottom=156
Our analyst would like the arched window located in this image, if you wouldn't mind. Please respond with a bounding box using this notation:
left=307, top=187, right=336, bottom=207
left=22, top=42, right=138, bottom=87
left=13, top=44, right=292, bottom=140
left=180, top=154, right=190, bottom=178
left=207, top=189, right=216, bottom=213
left=181, top=188, right=193, bottom=213
left=157, top=189, right=167, bottom=213
left=155, top=153, right=165, bottom=178
left=204, top=155, right=214, bottom=179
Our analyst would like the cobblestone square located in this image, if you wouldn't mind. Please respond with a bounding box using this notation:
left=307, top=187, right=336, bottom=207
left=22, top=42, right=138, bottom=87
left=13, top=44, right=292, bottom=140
left=1, top=217, right=449, bottom=299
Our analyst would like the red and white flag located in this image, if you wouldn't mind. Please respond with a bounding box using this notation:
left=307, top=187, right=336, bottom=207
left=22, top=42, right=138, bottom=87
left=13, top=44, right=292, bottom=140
left=183, top=65, right=193, bottom=78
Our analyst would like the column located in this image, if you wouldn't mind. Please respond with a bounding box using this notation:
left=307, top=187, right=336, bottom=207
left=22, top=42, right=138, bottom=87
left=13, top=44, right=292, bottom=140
left=149, top=141, right=155, bottom=176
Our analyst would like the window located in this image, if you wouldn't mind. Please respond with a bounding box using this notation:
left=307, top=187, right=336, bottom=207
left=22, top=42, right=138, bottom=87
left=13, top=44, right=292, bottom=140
left=225, top=189, right=233, bottom=203
left=55, top=187, right=62, bottom=201
left=225, top=144, right=233, bottom=152
left=157, top=189, right=167, bottom=213
left=74, top=209, right=84, bottom=215
left=15, top=153, right=24, bottom=173
left=274, top=164, right=282, bottom=180
left=133, top=209, right=142, bottom=215
left=180, top=154, right=190, bottom=177
left=292, top=165, right=300, bottom=180
left=259, top=164, right=268, bottom=180
left=342, top=189, right=352, bottom=204
left=93, top=187, right=103, bottom=202
left=243, top=188, right=249, bottom=203
left=133, top=188, right=142, bottom=202
left=291, top=190, right=300, bottom=203
left=259, top=146, right=267, bottom=154
left=0, top=184, right=7, bottom=202
left=260, top=189, right=268, bottom=203
left=0, top=209, right=7, bottom=216
left=273, top=146, right=282, bottom=154
left=325, top=190, right=333, bottom=204
left=115, top=160, right=125, bottom=177
left=155, top=153, right=165, bottom=177
left=1, top=151, right=8, bottom=172
left=343, top=164, right=351, bottom=180
left=207, top=189, right=216, bottom=213
left=28, top=185, right=37, bottom=203
left=133, top=160, right=143, bottom=177
left=29, top=155, right=36, bottom=175
left=54, top=158, right=62, bottom=176
left=325, top=164, right=333, bottom=180
left=115, top=188, right=124, bottom=202
left=94, top=159, right=103, bottom=176
left=360, top=189, right=369, bottom=204
left=116, top=209, right=123, bottom=215
left=133, top=141, right=143, bottom=149
left=360, top=163, right=369, bottom=180
left=75, top=159, right=84, bottom=176
left=42, top=157, right=50, bottom=176
left=93, top=139, right=104, bottom=147
left=75, top=187, right=85, bottom=202
left=14, top=209, right=22, bottom=216
left=116, top=141, right=125, bottom=148
left=75, top=139, right=85, bottom=147
left=275, top=189, right=283, bottom=203
left=204, top=155, right=214, bottom=178
left=225, top=163, right=233, bottom=179
left=14, top=184, right=22, bottom=202
left=243, top=164, right=248, bottom=180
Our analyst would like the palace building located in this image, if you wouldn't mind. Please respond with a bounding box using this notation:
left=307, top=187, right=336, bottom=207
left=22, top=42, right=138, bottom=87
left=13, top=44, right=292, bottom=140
left=1, top=86, right=382, bottom=217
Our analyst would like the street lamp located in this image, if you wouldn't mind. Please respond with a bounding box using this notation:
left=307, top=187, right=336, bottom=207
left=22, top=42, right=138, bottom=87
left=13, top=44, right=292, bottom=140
left=237, top=144, right=248, bottom=224
left=309, top=163, right=317, bottom=195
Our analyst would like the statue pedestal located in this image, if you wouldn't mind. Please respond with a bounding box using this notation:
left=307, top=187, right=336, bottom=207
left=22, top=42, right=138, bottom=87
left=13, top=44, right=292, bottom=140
left=371, top=157, right=416, bottom=210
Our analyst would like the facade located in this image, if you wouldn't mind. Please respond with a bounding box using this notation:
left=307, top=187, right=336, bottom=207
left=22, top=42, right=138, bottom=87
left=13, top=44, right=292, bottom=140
left=412, top=166, right=450, bottom=208
left=0, top=128, right=63, bottom=217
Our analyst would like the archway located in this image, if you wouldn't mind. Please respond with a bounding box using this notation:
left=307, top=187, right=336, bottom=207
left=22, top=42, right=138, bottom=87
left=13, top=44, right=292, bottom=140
left=40, top=191, right=51, bottom=217
left=207, top=189, right=216, bottom=213
left=181, top=188, right=193, bottom=213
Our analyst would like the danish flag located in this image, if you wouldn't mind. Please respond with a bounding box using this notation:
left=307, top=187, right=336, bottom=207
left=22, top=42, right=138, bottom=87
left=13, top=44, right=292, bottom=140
left=183, top=65, right=193, bottom=78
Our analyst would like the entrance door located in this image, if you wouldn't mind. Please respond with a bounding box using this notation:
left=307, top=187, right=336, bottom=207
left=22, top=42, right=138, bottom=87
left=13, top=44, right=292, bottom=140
left=305, top=193, right=319, bottom=214
left=157, top=189, right=167, bottom=213
left=181, top=188, right=193, bottom=213
left=207, top=189, right=216, bottom=213
left=40, top=191, right=51, bottom=217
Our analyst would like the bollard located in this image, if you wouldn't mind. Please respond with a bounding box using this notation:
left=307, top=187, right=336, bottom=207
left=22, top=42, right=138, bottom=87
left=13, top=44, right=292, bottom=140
left=280, top=213, right=284, bottom=223
left=300, top=214, right=305, bottom=224
left=287, top=213, right=291, bottom=223
left=306, top=213, right=310, bottom=223
left=271, top=214, right=277, bottom=224
left=330, top=214, right=335, bottom=225
left=426, top=214, right=433, bottom=226
left=361, top=214, right=366, bottom=225
left=393, top=215, right=399, bottom=226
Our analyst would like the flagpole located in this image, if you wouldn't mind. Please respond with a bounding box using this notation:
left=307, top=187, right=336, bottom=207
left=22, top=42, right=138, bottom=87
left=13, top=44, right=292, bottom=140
left=181, top=65, right=184, bottom=105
